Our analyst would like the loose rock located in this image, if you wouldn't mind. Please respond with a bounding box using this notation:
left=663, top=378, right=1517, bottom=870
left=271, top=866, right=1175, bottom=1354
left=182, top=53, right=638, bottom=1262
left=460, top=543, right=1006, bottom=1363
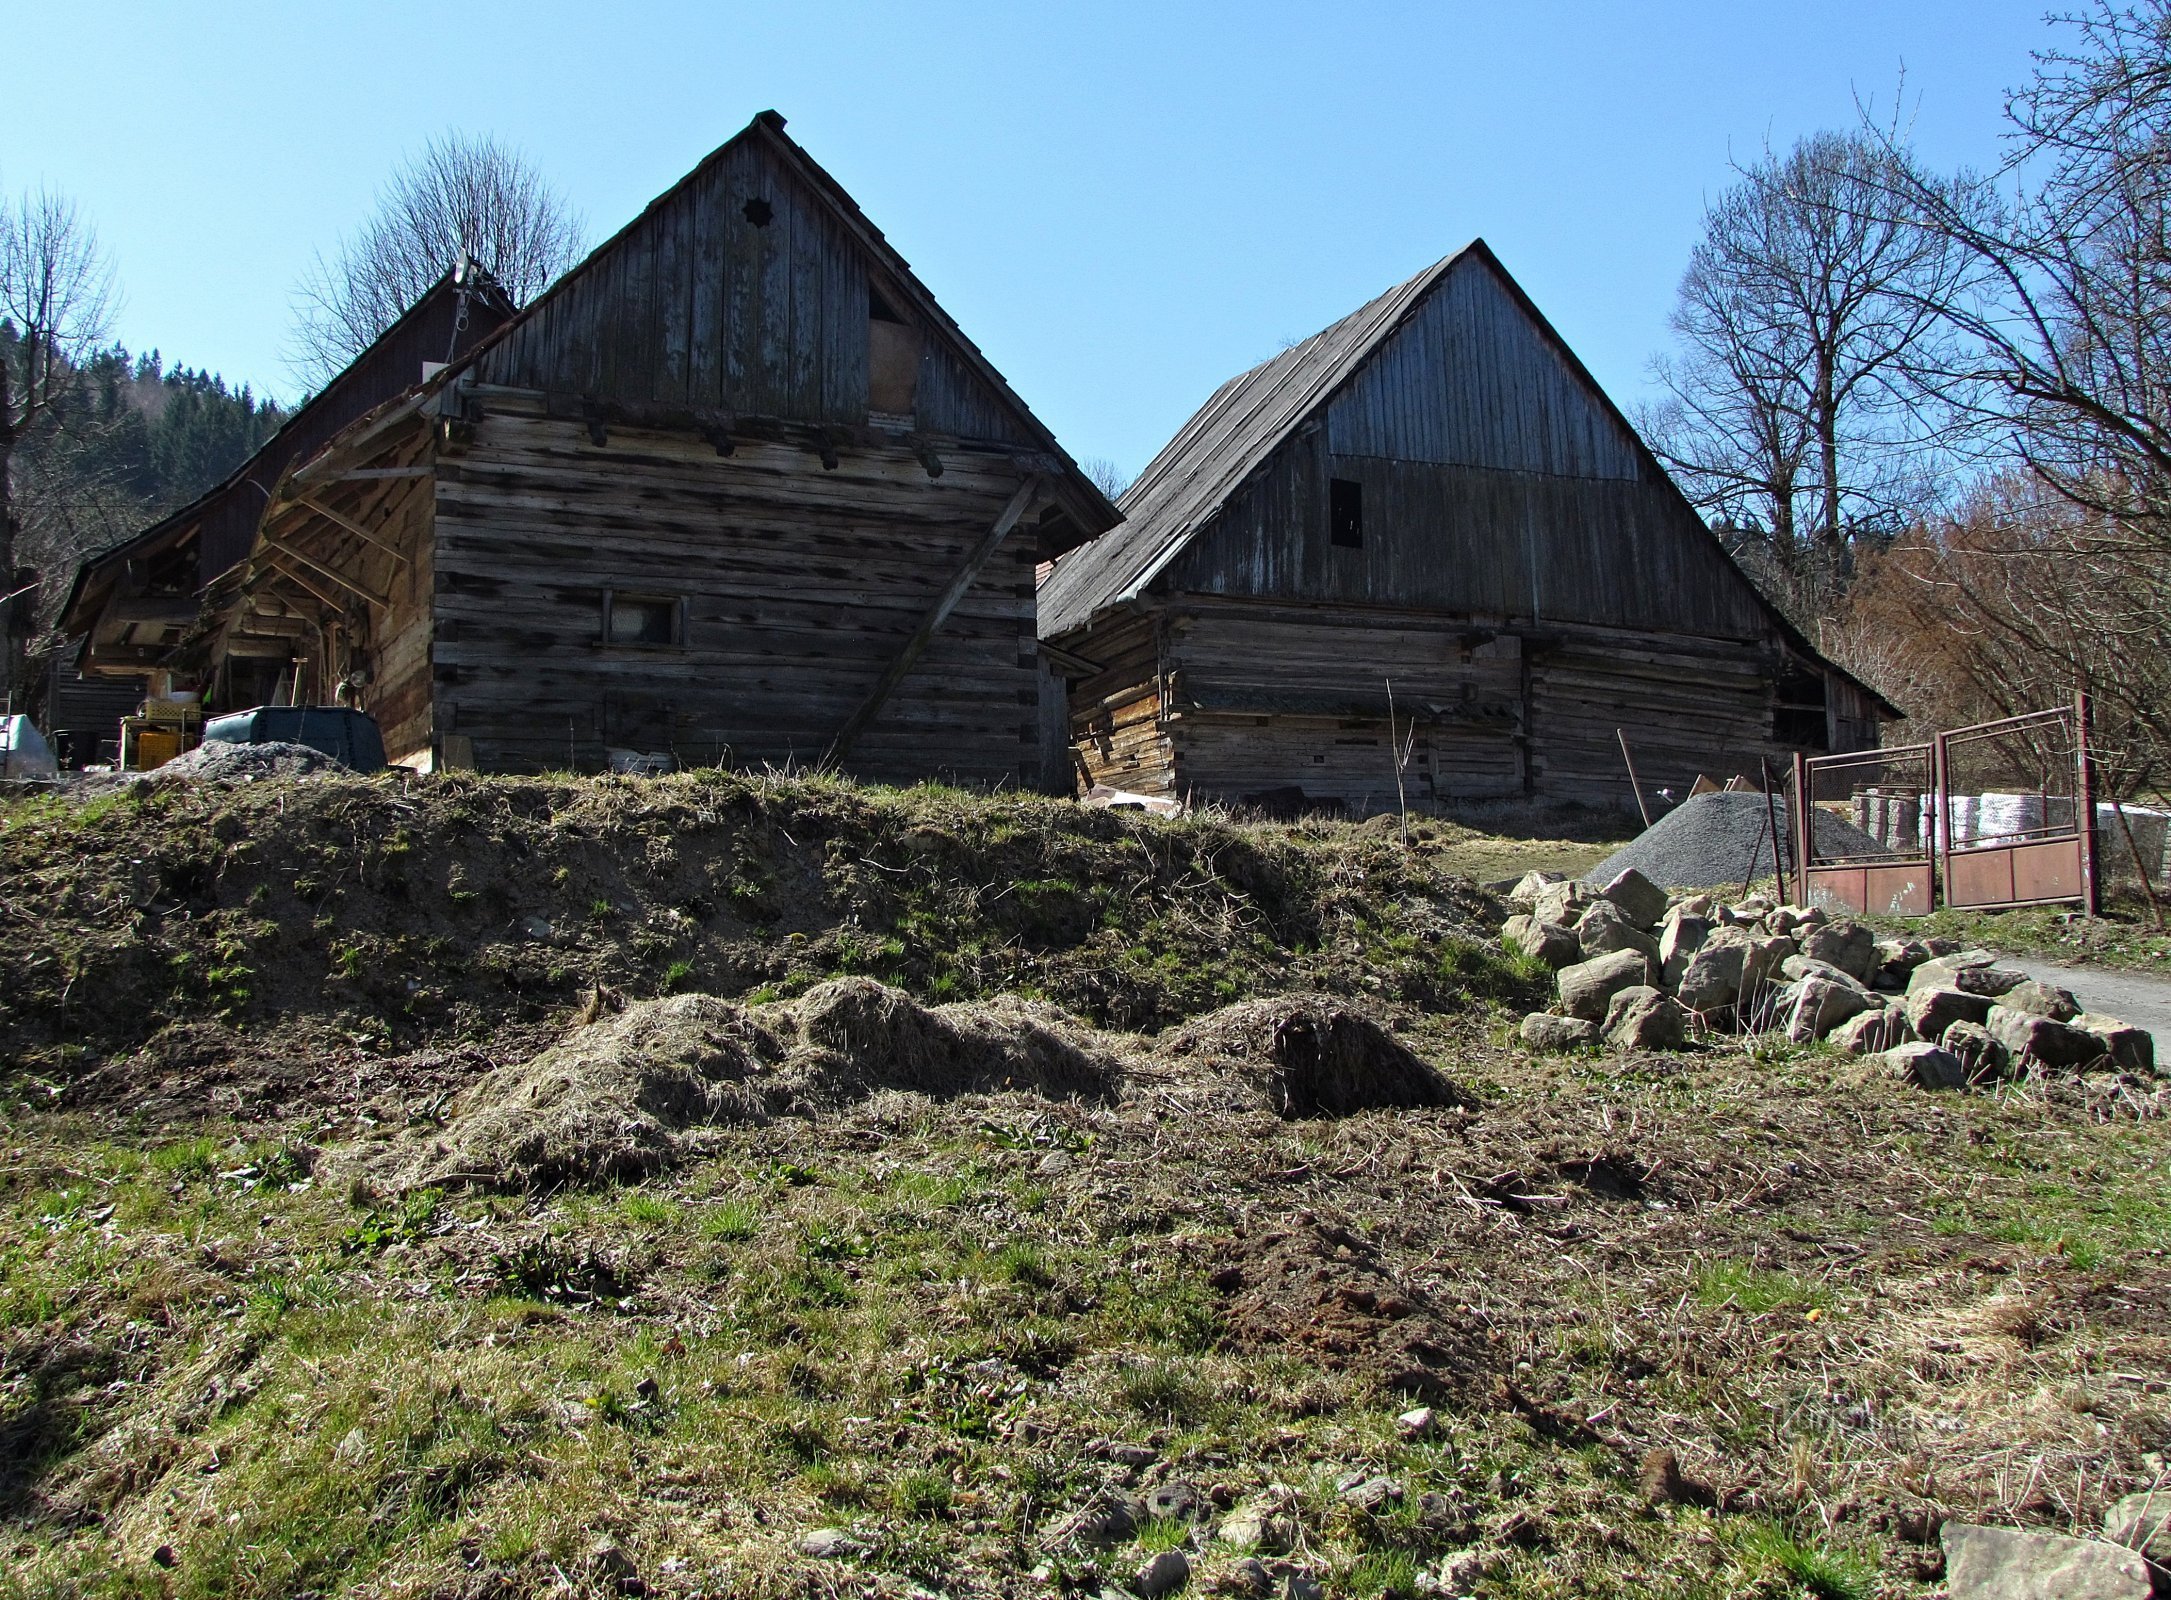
left=1340, top=1476, right=1403, bottom=1512
left=1603, top=986, right=1689, bottom=1051
left=1907, top=986, right=1995, bottom=1040
left=1885, top=1041, right=1969, bottom=1090
left=2000, top=979, right=2082, bottom=1021
left=1504, top=916, right=1581, bottom=968
left=1556, top=949, right=1653, bottom=1022
left=2076, top=1014, right=2156, bottom=1075
left=1658, top=914, right=1712, bottom=985
left=1940, top=1521, right=2150, bottom=1599
left=2102, top=1491, right=2171, bottom=1562
left=1986, top=1005, right=2104, bottom=1069
left=1507, top=870, right=1565, bottom=906
left=1573, top=899, right=1659, bottom=961
left=1136, top=1550, right=1191, bottom=1598
left=1519, top=1012, right=1600, bottom=1052
left=1797, top=916, right=1884, bottom=981
left=1144, top=1482, right=1200, bottom=1521
left=1589, top=867, right=1671, bottom=930
left=1941, top=1021, right=2010, bottom=1081
left=1829, top=1005, right=1914, bottom=1056
left=1777, top=975, right=1873, bottom=1042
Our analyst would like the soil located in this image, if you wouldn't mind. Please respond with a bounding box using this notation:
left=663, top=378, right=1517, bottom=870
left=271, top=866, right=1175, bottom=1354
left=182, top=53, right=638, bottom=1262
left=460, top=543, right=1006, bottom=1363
left=1218, top=1214, right=1498, bottom=1403
left=6, top=772, right=2171, bottom=1600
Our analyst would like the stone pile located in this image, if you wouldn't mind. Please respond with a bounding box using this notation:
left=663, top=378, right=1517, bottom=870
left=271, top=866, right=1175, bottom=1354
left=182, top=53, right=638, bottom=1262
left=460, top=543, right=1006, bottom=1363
left=1503, top=867, right=2157, bottom=1084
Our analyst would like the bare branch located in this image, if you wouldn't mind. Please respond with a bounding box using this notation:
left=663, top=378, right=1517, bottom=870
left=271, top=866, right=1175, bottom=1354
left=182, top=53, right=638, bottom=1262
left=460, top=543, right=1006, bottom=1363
left=288, top=131, right=584, bottom=386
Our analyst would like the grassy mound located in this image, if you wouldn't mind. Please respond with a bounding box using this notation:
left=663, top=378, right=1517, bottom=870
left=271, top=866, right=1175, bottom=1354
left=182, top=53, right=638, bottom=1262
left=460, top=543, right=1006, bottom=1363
left=4, top=774, right=2170, bottom=1600
left=0, top=771, right=1533, bottom=1104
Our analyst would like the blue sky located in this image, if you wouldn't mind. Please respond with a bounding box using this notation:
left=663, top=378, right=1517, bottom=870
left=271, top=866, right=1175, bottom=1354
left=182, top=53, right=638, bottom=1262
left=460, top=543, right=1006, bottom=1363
left=18, top=1, right=2052, bottom=477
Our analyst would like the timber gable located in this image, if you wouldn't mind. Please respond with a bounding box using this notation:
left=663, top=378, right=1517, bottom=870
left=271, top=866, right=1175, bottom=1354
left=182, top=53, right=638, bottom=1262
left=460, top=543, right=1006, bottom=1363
left=1042, top=243, right=1896, bottom=813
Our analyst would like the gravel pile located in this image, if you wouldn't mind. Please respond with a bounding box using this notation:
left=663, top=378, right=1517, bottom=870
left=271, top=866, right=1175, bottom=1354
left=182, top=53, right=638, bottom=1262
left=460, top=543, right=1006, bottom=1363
left=151, top=739, right=346, bottom=783
left=1588, top=791, right=1886, bottom=890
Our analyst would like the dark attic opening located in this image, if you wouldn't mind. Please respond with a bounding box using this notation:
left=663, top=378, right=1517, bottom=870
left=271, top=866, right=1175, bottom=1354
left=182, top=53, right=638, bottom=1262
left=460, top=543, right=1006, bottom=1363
left=742, top=196, right=774, bottom=227
left=1772, top=665, right=1831, bottom=751
left=1329, top=478, right=1364, bottom=549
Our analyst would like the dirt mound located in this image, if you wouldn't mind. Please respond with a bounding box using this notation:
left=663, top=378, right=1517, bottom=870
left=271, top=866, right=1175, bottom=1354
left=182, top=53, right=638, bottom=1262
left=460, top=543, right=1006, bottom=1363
left=1587, top=790, right=1887, bottom=890
left=1155, top=996, right=1467, bottom=1117
left=790, top=977, right=1118, bottom=1104
left=385, top=980, right=1121, bottom=1191
left=1215, top=1215, right=1495, bottom=1401
left=143, top=739, right=346, bottom=783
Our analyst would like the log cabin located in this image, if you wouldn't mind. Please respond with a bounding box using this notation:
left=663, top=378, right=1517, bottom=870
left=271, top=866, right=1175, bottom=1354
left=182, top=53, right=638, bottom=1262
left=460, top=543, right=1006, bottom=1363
left=1038, top=242, right=1897, bottom=813
left=55, top=271, right=516, bottom=749
left=174, top=112, right=1117, bottom=783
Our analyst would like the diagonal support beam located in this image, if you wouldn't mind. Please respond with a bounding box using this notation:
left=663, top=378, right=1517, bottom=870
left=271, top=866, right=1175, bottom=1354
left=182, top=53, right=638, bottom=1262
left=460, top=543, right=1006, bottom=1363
left=826, top=475, right=1043, bottom=766
left=261, top=534, right=390, bottom=609
left=257, top=553, right=347, bottom=612
left=295, top=495, right=412, bottom=568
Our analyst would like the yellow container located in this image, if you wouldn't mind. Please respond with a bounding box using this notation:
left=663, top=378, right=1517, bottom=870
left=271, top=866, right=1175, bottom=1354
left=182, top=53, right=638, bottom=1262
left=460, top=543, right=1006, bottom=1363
left=133, top=729, right=183, bottom=770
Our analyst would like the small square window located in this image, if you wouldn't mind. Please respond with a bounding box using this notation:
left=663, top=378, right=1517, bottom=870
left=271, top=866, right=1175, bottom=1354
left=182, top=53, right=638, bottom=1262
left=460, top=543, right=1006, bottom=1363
left=1330, top=478, right=1363, bottom=548
left=605, top=592, right=680, bottom=647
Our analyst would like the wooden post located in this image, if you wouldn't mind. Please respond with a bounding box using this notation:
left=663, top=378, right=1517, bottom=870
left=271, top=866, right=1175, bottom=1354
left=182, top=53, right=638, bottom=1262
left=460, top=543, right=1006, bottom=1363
left=826, top=476, right=1041, bottom=766
left=1791, top=751, right=1811, bottom=908
left=1616, top=729, right=1652, bottom=828
left=1755, top=755, right=1783, bottom=899
left=2076, top=688, right=2100, bottom=917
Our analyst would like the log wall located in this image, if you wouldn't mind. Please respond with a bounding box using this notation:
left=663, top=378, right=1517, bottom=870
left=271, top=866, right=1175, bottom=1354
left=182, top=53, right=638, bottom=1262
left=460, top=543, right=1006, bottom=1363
left=1062, top=598, right=1828, bottom=814
left=430, top=405, right=1047, bottom=784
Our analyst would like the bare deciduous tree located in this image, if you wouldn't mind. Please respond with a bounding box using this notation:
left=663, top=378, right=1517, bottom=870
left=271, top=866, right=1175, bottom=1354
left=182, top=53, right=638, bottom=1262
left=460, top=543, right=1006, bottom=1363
left=1831, top=1, right=2171, bottom=787
left=290, top=132, right=584, bottom=385
left=1642, top=131, right=1963, bottom=624
left=1079, top=456, right=1131, bottom=502
left=1833, top=475, right=2171, bottom=794
left=1875, top=2, right=2171, bottom=547
left=0, top=187, right=116, bottom=702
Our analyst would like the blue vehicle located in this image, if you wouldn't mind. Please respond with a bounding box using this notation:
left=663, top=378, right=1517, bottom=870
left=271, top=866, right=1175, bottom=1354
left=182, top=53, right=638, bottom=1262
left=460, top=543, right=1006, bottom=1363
left=200, top=706, right=387, bottom=772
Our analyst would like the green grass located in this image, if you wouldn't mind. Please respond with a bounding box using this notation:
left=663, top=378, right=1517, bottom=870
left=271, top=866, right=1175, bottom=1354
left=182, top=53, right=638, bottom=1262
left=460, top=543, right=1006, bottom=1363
left=1734, top=1521, right=1876, bottom=1600
left=1693, top=1260, right=1831, bottom=1314
left=701, top=1197, right=760, bottom=1239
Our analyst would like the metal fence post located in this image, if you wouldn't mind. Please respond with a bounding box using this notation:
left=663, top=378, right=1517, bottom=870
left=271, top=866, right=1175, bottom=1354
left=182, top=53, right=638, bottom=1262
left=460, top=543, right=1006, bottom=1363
left=1790, top=751, right=1810, bottom=907
left=1931, top=731, right=1953, bottom=912
left=2076, top=688, right=2099, bottom=917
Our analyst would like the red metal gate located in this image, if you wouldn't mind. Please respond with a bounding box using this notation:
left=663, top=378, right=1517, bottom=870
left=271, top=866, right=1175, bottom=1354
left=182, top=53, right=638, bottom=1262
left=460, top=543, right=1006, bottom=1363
left=1792, top=743, right=1937, bottom=916
left=1934, top=697, right=2099, bottom=914
left=1787, top=693, right=2100, bottom=917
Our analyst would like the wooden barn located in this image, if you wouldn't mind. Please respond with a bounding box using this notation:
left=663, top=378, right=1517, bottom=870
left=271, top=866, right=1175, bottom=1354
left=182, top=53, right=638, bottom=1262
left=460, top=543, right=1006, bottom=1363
left=56, top=272, right=516, bottom=740
left=1038, top=242, right=1896, bottom=813
left=174, top=110, right=1116, bottom=783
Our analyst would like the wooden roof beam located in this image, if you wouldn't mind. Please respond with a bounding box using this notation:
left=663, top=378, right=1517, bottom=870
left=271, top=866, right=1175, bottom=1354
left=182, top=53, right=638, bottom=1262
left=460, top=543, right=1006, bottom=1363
left=291, top=495, right=412, bottom=568
left=259, top=539, right=384, bottom=610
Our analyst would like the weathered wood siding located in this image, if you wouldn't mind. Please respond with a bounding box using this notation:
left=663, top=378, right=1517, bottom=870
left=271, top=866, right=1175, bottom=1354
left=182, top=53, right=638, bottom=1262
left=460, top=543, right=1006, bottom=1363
left=1063, top=598, right=1826, bottom=815
left=1159, top=256, right=1777, bottom=641
left=430, top=407, right=1044, bottom=782
left=1066, top=612, right=1173, bottom=797
left=1165, top=602, right=1523, bottom=806
left=368, top=472, right=439, bottom=764
left=468, top=138, right=1031, bottom=445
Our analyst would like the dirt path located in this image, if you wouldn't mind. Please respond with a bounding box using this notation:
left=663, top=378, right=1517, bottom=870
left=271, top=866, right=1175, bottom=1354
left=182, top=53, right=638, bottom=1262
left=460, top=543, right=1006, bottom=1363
left=2004, top=956, right=2171, bottom=1054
